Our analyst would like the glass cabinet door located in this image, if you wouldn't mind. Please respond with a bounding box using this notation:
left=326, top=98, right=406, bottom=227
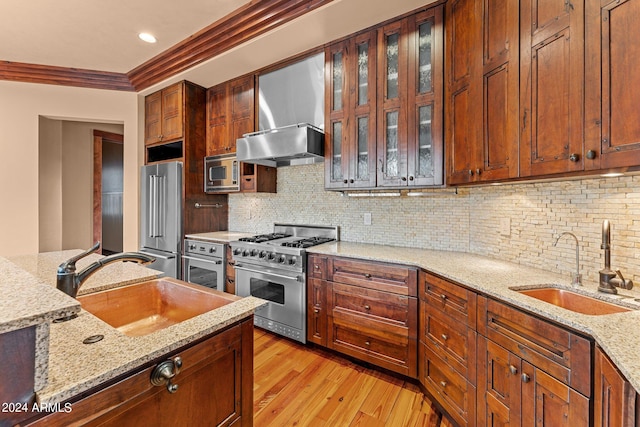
left=325, top=42, right=350, bottom=188
left=408, top=8, right=443, bottom=186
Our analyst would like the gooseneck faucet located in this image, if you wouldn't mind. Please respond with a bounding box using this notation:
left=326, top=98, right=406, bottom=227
left=56, top=242, right=155, bottom=298
left=553, top=232, right=582, bottom=286
left=598, top=220, right=633, bottom=294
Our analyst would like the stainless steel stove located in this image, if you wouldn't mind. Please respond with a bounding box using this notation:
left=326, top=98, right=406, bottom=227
left=230, top=224, right=338, bottom=343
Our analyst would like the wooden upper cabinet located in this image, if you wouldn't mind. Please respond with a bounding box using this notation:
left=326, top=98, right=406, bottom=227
left=585, top=0, right=640, bottom=170
left=145, top=82, right=184, bottom=145
left=446, top=0, right=519, bottom=185
left=519, top=0, right=585, bottom=177
left=206, top=75, right=254, bottom=156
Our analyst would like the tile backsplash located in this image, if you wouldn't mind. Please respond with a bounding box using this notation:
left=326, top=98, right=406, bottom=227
left=229, top=163, right=640, bottom=285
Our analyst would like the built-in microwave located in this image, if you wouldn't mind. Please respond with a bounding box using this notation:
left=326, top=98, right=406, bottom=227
left=204, top=153, right=239, bottom=193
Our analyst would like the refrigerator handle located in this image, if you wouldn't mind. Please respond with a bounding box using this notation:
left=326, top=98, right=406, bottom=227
left=157, top=175, right=165, bottom=238
left=149, top=175, right=160, bottom=238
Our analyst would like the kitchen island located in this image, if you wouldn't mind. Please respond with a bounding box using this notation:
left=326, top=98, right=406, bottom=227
left=2, top=250, right=265, bottom=426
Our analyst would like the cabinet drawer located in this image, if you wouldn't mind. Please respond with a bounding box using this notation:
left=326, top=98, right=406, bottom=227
left=331, top=283, right=415, bottom=328
left=420, top=342, right=476, bottom=427
left=329, top=257, right=418, bottom=296
left=420, top=272, right=476, bottom=328
left=420, top=305, right=477, bottom=382
left=329, top=317, right=417, bottom=378
left=308, top=254, right=327, bottom=279
left=479, top=297, right=591, bottom=397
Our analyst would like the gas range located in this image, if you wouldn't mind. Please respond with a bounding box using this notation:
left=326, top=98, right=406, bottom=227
left=230, top=224, right=338, bottom=273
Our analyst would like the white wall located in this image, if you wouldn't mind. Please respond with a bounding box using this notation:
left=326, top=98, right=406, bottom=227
left=0, top=81, right=140, bottom=256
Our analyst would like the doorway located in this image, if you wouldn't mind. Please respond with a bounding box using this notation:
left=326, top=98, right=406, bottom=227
left=93, top=130, right=124, bottom=255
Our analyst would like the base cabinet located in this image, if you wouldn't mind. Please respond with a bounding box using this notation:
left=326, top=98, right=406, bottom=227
left=24, top=319, right=254, bottom=427
left=594, top=346, right=637, bottom=427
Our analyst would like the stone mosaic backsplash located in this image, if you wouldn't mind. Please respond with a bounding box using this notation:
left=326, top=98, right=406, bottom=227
left=229, top=163, right=640, bottom=286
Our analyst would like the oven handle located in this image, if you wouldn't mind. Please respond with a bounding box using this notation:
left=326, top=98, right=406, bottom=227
left=182, top=255, right=223, bottom=265
left=235, top=264, right=303, bottom=282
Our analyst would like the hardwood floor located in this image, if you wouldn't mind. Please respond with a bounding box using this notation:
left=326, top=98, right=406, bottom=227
left=253, top=329, right=453, bottom=427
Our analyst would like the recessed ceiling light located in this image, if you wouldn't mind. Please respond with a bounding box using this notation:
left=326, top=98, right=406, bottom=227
left=138, top=33, right=157, bottom=43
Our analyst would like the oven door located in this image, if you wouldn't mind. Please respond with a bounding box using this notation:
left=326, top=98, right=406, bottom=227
left=182, top=255, right=225, bottom=292
left=235, top=265, right=305, bottom=332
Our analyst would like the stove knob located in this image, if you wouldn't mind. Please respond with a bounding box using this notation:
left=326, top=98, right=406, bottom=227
left=267, top=253, right=276, bottom=260
left=241, top=250, right=249, bottom=257
left=259, top=251, right=267, bottom=259
left=278, top=255, right=286, bottom=264
left=189, top=244, right=197, bottom=250
left=233, top=248, right=241, bottom=255
left=209, top=247, right=216, bottom=254
left=250, top=249, right=258, bottom=257
left=288, top=256, right=297, bottom=266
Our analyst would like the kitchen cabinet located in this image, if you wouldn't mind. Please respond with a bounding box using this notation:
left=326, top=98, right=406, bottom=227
left=24, top=319, right=254, bottom=427
left=0, top=326, right=36, bottom=426
left=306, top=255, right=418, bottom=377
left=445, top=0, right=519, bottom=184
left=519, top=0, right=585, bottom=177
left=324, top=4, right=444, bottom=190
left=477, top=296, right=591, bottom=426
left=418, top=272, right=477, bottom=426
left=594, top=346, right=637, bottom=427
left=585, top=0, right=640, bottom=171
left=144, top=82, right=184, bottom=146
left=206, top=75, right=276, bottom=193
left=324, top=30, right=378, bottom=189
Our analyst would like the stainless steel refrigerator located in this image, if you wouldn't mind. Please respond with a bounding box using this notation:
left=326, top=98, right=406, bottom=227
left=139, top=161, right=182, bottom=278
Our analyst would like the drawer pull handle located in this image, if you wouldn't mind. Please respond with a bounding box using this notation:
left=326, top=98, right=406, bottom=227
left=364, top=305, right=371, bottom=310
left=364, top=273, right=372, bottom=279
left=509, top=365, right=518, bottom=375
left=441, top=334, right=448, bottom=341
left=521, top=373, right=530, bottom=383
left=440, top=381, right=447, bottom=388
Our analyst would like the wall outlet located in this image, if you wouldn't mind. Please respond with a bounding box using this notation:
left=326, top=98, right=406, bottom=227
left=499, top=217, right=511, bottom=237
left=364, top=212, right=372, bottom=226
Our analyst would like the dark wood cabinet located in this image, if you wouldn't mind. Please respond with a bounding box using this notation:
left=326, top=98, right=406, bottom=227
left=206, top=75, right=276, bottom=193
left=0, top=326, right=36, bottom=426
left=585, top=0, right=640, bottom=171
left=306, top=255, right=418, bottom=378
left=419, top=272, right=477, bottom=426
left=25, top=319, right=254, bottom=427
left=519, top=0, right=585, bottom=177
left=324, top=4, right=444, bottom=190
left=594, top=346, right=637, bottom=427
left=144, top=82, right=184, bottom=146
left=446, top=0, right=519, bottom=184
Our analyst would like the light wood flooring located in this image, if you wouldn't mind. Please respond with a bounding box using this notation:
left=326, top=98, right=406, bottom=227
left=253, top=329, right=454, bottom=427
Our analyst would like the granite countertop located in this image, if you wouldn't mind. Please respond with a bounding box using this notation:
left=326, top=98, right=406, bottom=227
left=307, top=241, right=640, bottom=394
left=3, top=250, right=265, bottom=406
left=185, top=231, right=254, bottom=243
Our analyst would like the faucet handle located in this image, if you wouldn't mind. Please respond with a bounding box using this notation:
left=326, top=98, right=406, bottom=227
left=57, top=242, right=101, bottom=273
left=615, top=270, right=634, bottom=290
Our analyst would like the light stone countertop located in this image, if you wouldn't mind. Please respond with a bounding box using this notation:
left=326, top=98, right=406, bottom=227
left=307, top=241, right=640, bottom=394
left=185, top=231, right=255, bottom=243
left=3, top=250, right=266, bottom=406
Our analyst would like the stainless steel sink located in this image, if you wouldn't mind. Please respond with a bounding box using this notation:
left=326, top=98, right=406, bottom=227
left=515, top=287, right=633, bottom=315
left=78, top=278, right=240, bottom=336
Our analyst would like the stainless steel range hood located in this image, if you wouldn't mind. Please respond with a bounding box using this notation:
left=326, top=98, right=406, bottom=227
left=236, top=123, right=324, bottom=167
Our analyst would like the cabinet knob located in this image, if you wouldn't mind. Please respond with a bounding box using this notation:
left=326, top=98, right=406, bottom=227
left=314, top=264, right=320, bottom=270
left=476, top=168, right=482, bottom=175
left=521, top=373, right=530, bottom=383
left=364, top=273, right=372, bottom=279
left=151, top=356, right=182, bottom=394
left=509, top=365, right=518, bottom=375
left=441, top=334, right=448, bottom=341
left=440, top=294, right=447, bottom=301
left=365, top=341, right=371, bottom=346
left=569, top=153, right=579, bottom=162
left=364, top=305, right=371, bottom=310
left=314, top=309, right=319, bottom=314
left=440, top=381, right=447, bottom=388
left=586, top=150, right=596, bottom=160
left=468, top=169, right=474, bottom=176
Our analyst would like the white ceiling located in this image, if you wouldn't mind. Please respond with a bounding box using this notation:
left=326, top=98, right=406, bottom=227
left=0, top=0, right=437, bottom=92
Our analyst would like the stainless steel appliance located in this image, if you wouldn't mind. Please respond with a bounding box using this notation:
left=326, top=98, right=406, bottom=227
left=182, top=238, right=225, bottom=291
left=231, top=224, right=338, bottom=343
left=204, top=153, right=239, bottom=193
left=139, top=161, right=182, bottom=278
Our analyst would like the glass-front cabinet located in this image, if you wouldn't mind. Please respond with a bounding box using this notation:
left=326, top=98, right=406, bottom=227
left=325, top=32, right=377, bottom=189
left=325, top=5, right=443, bottom=190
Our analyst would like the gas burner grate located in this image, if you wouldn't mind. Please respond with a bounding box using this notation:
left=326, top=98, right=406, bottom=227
left=281, top=237, right=335, bottom=248
left=238, top=233, right=291, bottom=243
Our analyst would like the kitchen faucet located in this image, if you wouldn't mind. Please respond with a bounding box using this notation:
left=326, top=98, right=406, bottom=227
left=598, top=220, right=633, bottom=294
left=553, top=232, right=582, bottom=286
left=56, top=242, right=155, bottom=299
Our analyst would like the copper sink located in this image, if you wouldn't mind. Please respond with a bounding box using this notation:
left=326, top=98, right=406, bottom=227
left=78, top=278, right=240, bottom=336
left=516, top=288, right=632, bottom=315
